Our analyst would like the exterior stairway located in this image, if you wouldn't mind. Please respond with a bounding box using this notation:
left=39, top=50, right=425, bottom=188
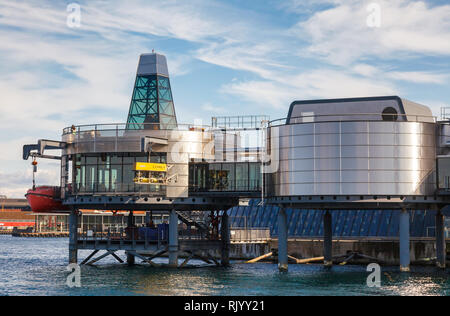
left=176, top=211, right=210, bottom=233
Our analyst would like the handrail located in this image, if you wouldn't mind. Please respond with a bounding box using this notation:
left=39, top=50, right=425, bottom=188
left=269, top=113, right=437, bottom=127
left=62, top=122, right=211, bottom=135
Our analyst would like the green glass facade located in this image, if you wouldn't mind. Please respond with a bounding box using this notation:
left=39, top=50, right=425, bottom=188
left=73, top=153, right=167, bottom=195
left=189, top=162, right=261, bottom=193
left=126, top=75, right=177, bottom=130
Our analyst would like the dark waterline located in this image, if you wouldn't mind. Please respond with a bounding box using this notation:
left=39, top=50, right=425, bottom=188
left=0, top=235, right=449, bottom=296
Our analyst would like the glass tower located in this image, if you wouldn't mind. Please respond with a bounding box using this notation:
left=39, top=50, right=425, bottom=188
left=126, top=53, right=177, bottom=130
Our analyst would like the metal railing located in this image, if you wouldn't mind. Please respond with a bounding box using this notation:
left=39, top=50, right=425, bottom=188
left=230, top=228, right=271, bottom=243
left=441, top=107, right=450, bottom=121
left=77, top=225, right=169, bottom=248
left=63, top=122, right=211, bottom=136
left=270, top=113, right=437, bottom=127
left=212, top=115, right=270, bottom=129
left=69, top=182, right=167, bottom=196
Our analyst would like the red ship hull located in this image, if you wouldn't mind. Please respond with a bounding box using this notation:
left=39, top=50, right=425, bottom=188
left=25, top=186, right=70, bottom=213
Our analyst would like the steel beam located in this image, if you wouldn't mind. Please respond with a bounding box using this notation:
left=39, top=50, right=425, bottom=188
left=127, top=252, right=135, bottom=266
left=436, top=211, right=446, bottom=269
left=168, top=209, right=179, bottom=267
left=323, top=211, right=333, bottom=267
left=278, top=208, right=288, bottom=272
left=221, top=211, right=230, bottom=267
left=399, top=209, right=411, bottom=272
left=69, top=210, right=78, bottom=264
left=80, top=250, right=99, bottom=265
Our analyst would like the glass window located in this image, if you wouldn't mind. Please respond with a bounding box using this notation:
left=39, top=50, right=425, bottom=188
left=221, top=164, right=235, bottom=191
left=123, top=156, right=135, bottom=165
left=85, top=165, right=97, bottom=192
left=236, top=163, right=249, bottom=191
left=86, top=155, right=97, bottom=165
left=438, top=157, right=450, bottom=189
left=249, top=163, right=261, bottom=191
left=111, top=165, right=122, bottom=192
left=110, top=155, right=122, bottom=165
left=123, top=164, right=135, bottom=192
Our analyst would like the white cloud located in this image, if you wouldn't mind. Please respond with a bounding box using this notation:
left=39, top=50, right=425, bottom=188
left=293, top=0, right=450, bottom=65
left=201, top=102, right=226, bottom=114
left=223, top=69, right=397, bottom=110
left=386, top=71, right=448, bottom=84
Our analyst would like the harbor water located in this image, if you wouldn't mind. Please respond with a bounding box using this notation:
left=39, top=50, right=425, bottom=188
left=1, top=235, right=449, bottom=296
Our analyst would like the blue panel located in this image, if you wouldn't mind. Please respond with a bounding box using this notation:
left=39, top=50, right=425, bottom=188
left=228, top=206, right=443, bottom=238
left=250, top=207, right=260, bottom=227
left=334, top=211, right=347, bottom=236
left=311, top=210, right=324, bottom=237
left=388, top=211, right=399, bottom=237
left=252, top=207, right=262, bottom=227
left=301, top=211, right=314, bottom=236
left=229, top=207, right=239, bottom=227
left=360, top=211, right=373, bottom=236
left=293, top=210, right=305, bottom=235
left=377, top=211, right=392, bottom=236
left=236, top=207, right=245, bottom=227
left=287, top=209, right=296, bottom=236
left=423, top=210, right=437, bottom=237
left=351, top=210, right=364, bottom=236
left=289, top=210, right=301, bottom=236
left=270, top=206, right=279, bottom=236
left=368, top=211, right=382, bottom=236
left=335, top=212, right=349, bottom=237
left=411, top=210, right=425, bottom=237
left=317, top=211, right=324, bottom=236
left=341, top=211, right=355, bottom=237
left=262, top=206, right=273, bottom=228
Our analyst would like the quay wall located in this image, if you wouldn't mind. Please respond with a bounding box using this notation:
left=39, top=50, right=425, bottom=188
left=226, top=239, right=448, bottom=266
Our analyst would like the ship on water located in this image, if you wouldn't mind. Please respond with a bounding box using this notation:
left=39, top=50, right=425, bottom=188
left=25, top=186, right=70, bottom=213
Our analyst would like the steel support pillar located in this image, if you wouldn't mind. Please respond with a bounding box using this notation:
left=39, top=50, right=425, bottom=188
left=168, top=209, right=179, bottom=268
left=278, top=208, right=288, bottom=272
left=221, top=210, right=230, bottom=267
left=436, top=211, right=446, bottom=269
left=127, top=252, right=135, bottom=266
left=127, top=211, right=135, bottom=265
left=69, top=209, right=78, bottom=264
left=399, top=209, right=410, bottom=272
left=323, top=211, right=333, bottom=267
left=127, top=210, right=134, bottom=227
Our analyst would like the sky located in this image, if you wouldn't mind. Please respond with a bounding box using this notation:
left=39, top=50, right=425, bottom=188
left=0, top=0, right=449, bottom=197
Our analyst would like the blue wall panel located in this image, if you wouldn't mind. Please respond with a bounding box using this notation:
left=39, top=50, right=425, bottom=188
left=227, top=201, right=441, bottom=238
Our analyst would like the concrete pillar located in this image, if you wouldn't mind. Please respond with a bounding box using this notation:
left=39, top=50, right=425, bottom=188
left=323, top=211, right=333, bottom=267
left=127, top=252, right=135, bottom=266
left=127, top=210, right=134, bottom=228
left=278, top=207, right=288, bottom=272
left=127, top=211, right=136, bottom=265
left=436, top=211, right=446, bottom=269
left=68, top=209, right=78, bottom=264
left=221, top=211, right=230, bottom=267
left=399, top=209, right=410, bottom=272
left=168, top=209, right=179, bottom=268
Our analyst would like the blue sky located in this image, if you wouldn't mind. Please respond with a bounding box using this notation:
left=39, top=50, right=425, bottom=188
left=0, top=0, right=449, bottom=197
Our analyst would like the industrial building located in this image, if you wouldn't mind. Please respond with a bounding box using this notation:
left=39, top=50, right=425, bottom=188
left=23, top=52, right=450, bottom=271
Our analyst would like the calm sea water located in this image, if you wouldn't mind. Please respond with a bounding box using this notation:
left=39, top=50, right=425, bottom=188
left=1, top=235, right=449, bottom=296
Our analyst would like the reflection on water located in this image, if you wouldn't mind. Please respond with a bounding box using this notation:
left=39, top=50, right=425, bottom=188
left=0, top=236, right=449, bottom=296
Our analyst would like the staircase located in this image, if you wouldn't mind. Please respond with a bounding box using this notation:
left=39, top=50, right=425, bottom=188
left=176, top=211, right=210, bottom=233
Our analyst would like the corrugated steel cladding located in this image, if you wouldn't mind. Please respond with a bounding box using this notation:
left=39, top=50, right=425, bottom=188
left=228, top=202, right=445, bottom=238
